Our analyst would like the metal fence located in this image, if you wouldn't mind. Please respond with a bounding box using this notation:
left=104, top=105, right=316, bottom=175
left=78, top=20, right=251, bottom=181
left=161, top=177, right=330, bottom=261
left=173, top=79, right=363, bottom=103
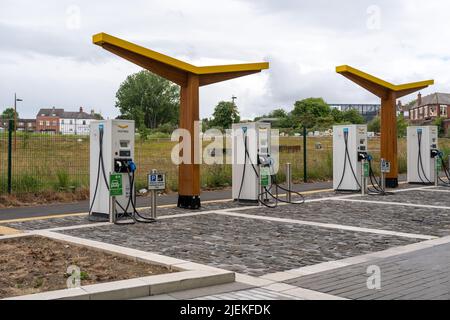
left=3, top=121, right=447, bottom=196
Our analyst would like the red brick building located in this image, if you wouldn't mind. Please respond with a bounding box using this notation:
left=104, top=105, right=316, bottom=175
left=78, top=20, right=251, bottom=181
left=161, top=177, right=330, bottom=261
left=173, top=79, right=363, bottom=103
left=407, top=92, right=450, bottom=135
left=36, top=107, right=64, bottom=133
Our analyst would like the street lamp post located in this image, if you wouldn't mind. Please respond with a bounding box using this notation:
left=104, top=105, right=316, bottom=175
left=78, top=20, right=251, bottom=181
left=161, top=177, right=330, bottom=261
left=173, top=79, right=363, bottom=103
left=14, top=93, right=23, bottom=151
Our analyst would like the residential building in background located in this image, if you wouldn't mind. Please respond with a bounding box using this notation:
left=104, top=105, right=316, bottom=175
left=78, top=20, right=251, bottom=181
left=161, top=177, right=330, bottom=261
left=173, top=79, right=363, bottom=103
left=36, top=107, right=64, bottom=133
left=405, top=92, right=450, bottom=134
left=36, top=107, right=101, bottom=135
left=0, top=119, right=36, bottom=132
left=59, top=107, right=98, bottom=135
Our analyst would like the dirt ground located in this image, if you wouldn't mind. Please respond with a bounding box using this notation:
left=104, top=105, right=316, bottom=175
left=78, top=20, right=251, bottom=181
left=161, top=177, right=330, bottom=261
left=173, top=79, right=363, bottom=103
left=0, top=236, right=175, bottom=299
left=0, top=189, right=89, bottom=208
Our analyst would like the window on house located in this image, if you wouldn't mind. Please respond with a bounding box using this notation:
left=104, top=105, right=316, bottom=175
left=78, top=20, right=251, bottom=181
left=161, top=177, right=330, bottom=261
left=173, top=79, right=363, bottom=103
left=83, top=120, right=86, bottom=125
left=39, top=121, right=43, bottom=126
left=61, top=120, right=64, bottom=124
left=46, top=121, right=50, bottom=126
left=70, top=120, right=73, bottom=125
left=441, top=106, right=447, bottom=117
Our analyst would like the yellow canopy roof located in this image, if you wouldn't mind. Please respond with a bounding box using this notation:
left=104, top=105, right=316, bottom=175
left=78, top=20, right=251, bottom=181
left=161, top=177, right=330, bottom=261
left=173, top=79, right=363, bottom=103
left=336, top=65, right=434, bottom=98
left=93, top=33, right=269, bottom=86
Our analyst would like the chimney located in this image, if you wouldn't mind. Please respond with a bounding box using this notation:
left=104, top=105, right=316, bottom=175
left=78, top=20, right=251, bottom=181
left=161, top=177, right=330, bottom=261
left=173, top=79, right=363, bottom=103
left=79, top=107, right=83, bottom=113
left=417, top=92, right=422, bottom=106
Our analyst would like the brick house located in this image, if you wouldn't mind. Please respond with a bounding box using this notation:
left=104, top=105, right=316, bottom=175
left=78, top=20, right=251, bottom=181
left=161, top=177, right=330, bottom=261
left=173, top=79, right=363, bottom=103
left=36, top=107, right=64, bottom=133
left=0, top=119, right=36, bottom=132
left=406, top=92, right=450, bottom=135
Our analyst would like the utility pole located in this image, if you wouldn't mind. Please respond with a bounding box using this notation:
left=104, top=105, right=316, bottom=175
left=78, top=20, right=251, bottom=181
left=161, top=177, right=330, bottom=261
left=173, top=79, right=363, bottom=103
left=14, top=93, right=23, bottom=151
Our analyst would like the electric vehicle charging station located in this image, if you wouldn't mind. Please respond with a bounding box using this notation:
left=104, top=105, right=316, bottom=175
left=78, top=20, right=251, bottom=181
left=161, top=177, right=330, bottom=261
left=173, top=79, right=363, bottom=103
left=89, top=119, right=155, bottom=224
left=333, top=125, right=368, bottom=192
left=89, top=119, right=135, bottom=220
left=232, top=122, right=272, bottom=203
left=407, top=126, right=438, bottom=184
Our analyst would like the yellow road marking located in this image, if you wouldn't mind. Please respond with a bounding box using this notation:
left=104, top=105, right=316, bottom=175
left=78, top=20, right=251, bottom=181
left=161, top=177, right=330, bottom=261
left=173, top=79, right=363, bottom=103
left=0, top=225, right=22, bottom=235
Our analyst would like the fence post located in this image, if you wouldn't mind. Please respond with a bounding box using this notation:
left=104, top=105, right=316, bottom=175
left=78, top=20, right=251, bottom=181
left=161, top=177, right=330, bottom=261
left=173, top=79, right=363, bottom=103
left=303, top=126, right=307, bottom=183
left=7, top=119, right=13, bottom=194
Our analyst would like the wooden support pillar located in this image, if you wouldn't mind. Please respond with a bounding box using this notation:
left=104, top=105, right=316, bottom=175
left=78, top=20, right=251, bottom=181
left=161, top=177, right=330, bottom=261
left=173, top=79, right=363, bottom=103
left=93, top=33, right=268, bottom=209
left=178, top=74, right=201, bottom=209
left=380, top=91, right=398, bottom=188
left=336, top=65, right=433, bottom=189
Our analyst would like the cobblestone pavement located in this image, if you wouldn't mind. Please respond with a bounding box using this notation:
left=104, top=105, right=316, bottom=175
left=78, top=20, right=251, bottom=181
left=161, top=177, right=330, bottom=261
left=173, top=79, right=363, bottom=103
left=285, top=242, right=450, bottom=300
left=58, top=214, right=418, bottom=277
left=350, top=189, right=450, bottom=207
left=228, top=198, right=450, bottom=237
left=3, top=202, right=245, bottom=231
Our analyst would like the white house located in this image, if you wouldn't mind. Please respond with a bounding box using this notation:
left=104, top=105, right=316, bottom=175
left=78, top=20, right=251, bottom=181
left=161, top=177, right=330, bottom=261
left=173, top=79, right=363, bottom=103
left=59, top=107, right=98, bottom=135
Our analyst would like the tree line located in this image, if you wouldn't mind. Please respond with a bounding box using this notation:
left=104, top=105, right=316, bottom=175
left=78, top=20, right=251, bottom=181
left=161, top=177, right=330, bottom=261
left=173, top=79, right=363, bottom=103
left=114, top=70, right=430, bottom=137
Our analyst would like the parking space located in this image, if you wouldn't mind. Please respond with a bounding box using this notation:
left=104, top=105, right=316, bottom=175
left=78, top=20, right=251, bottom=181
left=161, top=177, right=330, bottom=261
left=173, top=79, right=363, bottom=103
left=57, top=213, right=418, bottom=277
left=348, top=188, right=450, bottom=208
left=4, top=185, right=450, bottom=298
left=227, top=197, right=450, bottom=237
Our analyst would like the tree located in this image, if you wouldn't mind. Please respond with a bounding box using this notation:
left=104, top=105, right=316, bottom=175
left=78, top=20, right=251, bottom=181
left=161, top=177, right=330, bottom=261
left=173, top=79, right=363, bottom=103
left=341, top=109, right=365, bottom=124
left=210, top=101, right=240, bottom=130
left=1, top=107, right=18, bottom=120
left=115, top=70, right=179, bottom=129
left=397, top=114, right=408, bottom=138
left=268, top=108, right=288, bottom=118
left=433, top=117, right=445, bottom=137
left=368, top=116, right=381, bottom=133
left=330, top=108, right=344, bottom=123
left=291, top=98, right=331, bottom=129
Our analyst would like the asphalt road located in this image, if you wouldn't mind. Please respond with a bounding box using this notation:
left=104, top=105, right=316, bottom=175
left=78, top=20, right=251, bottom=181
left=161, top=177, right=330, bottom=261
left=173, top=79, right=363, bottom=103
left=0, top=181, right=334, bottom=221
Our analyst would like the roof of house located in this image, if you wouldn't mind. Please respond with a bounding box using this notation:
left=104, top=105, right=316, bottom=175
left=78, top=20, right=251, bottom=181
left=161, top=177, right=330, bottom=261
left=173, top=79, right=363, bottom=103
left=61, top=111, right=97, bottom=120
left=37, top=108, right=97, bottom=119
left=37, top=108, right=65, bottom=117
left=408, top=93, right=450, bottom=109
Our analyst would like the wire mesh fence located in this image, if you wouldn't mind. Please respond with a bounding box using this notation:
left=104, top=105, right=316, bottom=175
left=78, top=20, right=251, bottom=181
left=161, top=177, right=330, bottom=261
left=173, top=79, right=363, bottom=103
left=2, top=120, right=449, bottom=196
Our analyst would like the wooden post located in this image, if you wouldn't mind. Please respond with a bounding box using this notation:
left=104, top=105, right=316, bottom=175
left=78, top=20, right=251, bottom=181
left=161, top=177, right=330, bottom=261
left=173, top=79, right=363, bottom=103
left=380, top=91, right=398, bottom=187
left=178, top=74, right=201, bottom=208
left=93, top=33, right=269, bottom=208
left=336, top=65, right=433, bottom=189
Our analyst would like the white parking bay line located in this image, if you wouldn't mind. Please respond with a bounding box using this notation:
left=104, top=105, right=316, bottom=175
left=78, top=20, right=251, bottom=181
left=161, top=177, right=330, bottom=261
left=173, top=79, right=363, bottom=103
left=330, top=198, right=450, bottom=211
left=418, top=188, right=450, bottom=193
left=214, top=211, right=436, bottom=240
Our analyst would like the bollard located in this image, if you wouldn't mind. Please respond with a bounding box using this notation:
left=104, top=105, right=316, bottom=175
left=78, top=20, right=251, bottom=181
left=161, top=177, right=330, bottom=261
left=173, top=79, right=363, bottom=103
left=361, top=159, right=366, bottom=196
left=151, top=189, right=157, bottom=219
left=286, top=163, right=292, bottom=202
left=435, top=157, right=439, bottom=187
left=110, top=196, right=116, bottom=224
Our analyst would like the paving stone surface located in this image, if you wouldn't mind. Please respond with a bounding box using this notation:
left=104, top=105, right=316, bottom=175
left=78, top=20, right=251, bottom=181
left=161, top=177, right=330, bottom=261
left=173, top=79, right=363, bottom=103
left=58, top=214, right=418, bottom=276
left=3, top=202, right=244, bottom=231
left=4, top=215, right=96, bottom=231
left=352, top=190, right=450, bottom=207
left=229, top=197, right=450, bottom=237
left=193, top=288, right=298, bottom=300
left=285, top=242, right=450, bottom=300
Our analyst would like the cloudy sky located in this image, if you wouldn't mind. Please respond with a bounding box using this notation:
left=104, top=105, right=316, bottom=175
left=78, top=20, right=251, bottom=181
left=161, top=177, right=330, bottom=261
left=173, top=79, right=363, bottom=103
left=0, top=0, right=449, bottom=119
